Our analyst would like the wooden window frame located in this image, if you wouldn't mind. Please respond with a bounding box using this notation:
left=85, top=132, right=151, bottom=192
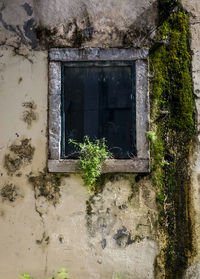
left=48, top=48, right=150, bottom=173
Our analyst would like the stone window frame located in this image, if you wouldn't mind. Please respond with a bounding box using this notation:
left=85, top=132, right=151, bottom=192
left=48, top=48, right=150, bottom=173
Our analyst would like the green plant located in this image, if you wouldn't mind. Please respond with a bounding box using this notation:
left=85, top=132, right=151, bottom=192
left=20, top=270, right=120, bottom=279
left=20, top=274, right=33, bottom=279
left=51, top=268, right=69, bottom=279
left=146, top=131, right=169, bottom=168
left=20, top=268, right=70, bottom=279
left=69, top=136, right=112, bottom=193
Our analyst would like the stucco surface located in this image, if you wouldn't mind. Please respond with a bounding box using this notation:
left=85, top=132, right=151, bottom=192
left=33, top=0, right=157, bottom=28
left=0, top=1, right=160, bottom=278
left=184, top=262, right=200, bottom=279
left=0, top=49, right=48, bottom=278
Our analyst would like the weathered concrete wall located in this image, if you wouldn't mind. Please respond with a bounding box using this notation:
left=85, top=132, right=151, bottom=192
left=182, top=0, right=200, bottom=278
left=33, top=0, right=158, bottom=48
left=0, top=1, right=159, bottom=279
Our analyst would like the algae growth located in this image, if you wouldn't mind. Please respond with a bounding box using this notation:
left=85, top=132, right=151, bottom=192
left=149, top=2, right=195, bottom=278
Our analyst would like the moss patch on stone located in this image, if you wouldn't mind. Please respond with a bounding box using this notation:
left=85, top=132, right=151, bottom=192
left=149, top=3, right=195, bottom=278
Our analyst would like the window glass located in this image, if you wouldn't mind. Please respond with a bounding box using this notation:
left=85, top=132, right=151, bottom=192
left=62, top=61, right=136, bottom=159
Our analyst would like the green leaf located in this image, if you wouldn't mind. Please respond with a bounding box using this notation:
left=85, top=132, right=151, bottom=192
left=68, top=136, right=112, bottom=192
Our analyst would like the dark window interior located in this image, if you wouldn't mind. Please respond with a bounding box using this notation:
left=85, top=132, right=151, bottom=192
left=61, top=61, right=136, bottom=159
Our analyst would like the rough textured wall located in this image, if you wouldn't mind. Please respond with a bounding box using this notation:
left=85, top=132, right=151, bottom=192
left=0, top=1, right=159, bottom=279
left=33, top=0, right=158, bottom=48
left=0, top=0, right=158, bottom=50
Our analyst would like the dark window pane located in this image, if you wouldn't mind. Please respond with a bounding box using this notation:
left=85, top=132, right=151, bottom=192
left=62, top=62, right=136, bottom=159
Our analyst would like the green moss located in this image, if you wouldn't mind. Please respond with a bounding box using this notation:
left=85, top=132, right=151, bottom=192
left=151, top=12, right=194, bottom=137
left=149, top=5, right=195, bottom=278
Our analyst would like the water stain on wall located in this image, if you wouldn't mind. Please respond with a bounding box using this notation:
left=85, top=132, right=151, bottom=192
left=86, top=176, right=158, bottom=251
left=35, top=7, right=93, bottom=48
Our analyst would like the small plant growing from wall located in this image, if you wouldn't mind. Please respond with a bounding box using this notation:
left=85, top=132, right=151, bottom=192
left=69, top=136, right=112, bottom=193
left=20, top=268, right=70, bottom=279
left=20, top=269, right=121, bottom=279
left=20, top=274, right=33, bottom=279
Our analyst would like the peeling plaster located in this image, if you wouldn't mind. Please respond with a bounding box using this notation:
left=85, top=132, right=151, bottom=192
left=22, top=3, right=33, bottom=17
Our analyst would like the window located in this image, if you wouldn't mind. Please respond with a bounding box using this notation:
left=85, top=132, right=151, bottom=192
left=48, top=48, right=149, bottom=173
left=62, top=60, right=136, bottom=159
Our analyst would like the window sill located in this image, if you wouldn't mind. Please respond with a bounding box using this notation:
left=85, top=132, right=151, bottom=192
left=48, top=158, right=150, bottom=173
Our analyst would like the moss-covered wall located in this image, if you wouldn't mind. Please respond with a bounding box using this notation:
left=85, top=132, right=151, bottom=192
left=149, top=1, right=195, bottom=277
